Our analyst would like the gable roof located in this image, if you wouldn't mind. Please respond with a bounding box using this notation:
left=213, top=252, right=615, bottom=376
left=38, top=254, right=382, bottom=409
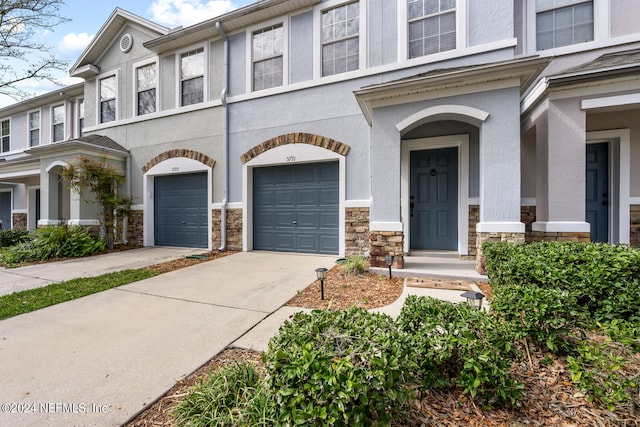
left=70, top=8, right=169, bottom=78
left=25, top=135, right=129, bottom=158
left=354, top=56, right=551, bottom=125
left=547, top=48, right=640, bottom=87
left=144, top=0, right=318, bottom=54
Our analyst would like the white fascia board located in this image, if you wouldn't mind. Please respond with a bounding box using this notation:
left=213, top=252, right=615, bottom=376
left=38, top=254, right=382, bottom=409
left=581, top=92, right=640, bottom=110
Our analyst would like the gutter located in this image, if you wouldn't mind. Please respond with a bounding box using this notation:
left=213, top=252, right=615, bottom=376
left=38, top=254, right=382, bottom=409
left=215, top=21, right=229, bottom=252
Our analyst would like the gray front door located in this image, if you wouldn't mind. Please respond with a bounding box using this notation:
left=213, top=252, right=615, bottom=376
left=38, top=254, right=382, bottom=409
left=0, top=192, right=10, bottom=230
left=410, top=148, right=458, bottom=250
left=154, top=173, right=208, bottom=248
left=586, top=143, right=608, bottom=243
left=253, top=162, right=339, bottom=254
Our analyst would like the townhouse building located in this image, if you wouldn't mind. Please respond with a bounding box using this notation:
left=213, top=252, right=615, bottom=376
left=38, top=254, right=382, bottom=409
left=0, top=0, right=638, bottom=273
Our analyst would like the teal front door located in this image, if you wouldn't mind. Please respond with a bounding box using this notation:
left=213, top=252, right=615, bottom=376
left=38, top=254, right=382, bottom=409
left=586, top=143, right=608, bottom=243
left=410, top=148, right=458, bottom=250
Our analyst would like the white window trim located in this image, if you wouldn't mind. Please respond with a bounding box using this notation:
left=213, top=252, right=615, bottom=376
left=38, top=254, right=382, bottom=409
left=51, top=103, right=65, bottom=143
left=0, top=117, right=10, bottom=153
left=246, top=17, right=289, bottom=92
left=398, top=0, right=467, bottom=63
left=96, top=70, right=120, bottom=125
left=28, top=109, right=41, bottom=147
left=75, top=97, right=84, bottom=139
left=133, top=58, right=160, bottom=117
left=524, top=0, right=607, bottom=56
left=175, top=44, right=209, bottom=108
left=312, top=0, right=367, bottom=80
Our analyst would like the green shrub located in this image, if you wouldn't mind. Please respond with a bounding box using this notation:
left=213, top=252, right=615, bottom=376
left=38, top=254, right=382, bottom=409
left=172, top=361, right=274, bottom=427
left=483, top=242, right=640, bottom=323
left=490, top=283, right=581, bottom=354
left=396, top=295, right=523, bottom=406
left=339, top=255, right=369, bottom=275
left=0, top=229, right=31, bottom=248
left=0, top=225, right=105, bottom=267
left=264, top=308, right=413, bottom=426
left=567, top=337, right=639, bottom=411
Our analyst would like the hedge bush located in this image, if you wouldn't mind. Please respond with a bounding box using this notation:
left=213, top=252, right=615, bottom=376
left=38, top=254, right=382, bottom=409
left=397, top=295, right=523, bottom=406
left=0, top=225, right=105, bottom=267
left=264, top=308, right=413, bottom=426
left=483, top=241, right=640, bottom=323
left=0, top=229, right=30, bottom=248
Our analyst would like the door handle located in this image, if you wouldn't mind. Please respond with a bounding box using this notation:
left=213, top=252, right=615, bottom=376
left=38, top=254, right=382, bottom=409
left=601, top=201, right=608, bottom=206
left=410, top=195, right=415, bottom=218
left=292, top=220, right=297, bottom=226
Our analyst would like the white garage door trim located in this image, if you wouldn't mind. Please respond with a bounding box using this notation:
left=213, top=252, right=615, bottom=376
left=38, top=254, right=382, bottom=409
left=143, top=157, right=212, bottom=249
left=243, top=144, right=346, bottom=256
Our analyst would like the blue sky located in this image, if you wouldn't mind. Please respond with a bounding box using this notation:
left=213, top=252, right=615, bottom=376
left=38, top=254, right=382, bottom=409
left=1, top=0, right=254, bottom=107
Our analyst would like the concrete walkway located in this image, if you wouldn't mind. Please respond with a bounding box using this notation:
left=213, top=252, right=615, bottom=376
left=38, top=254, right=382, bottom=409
left=0, top=247, right=207, bottom=296
left=0, top=251, right=334, bottom=427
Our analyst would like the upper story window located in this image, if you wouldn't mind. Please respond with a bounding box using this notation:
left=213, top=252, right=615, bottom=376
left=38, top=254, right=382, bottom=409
left=136, top=63, right=157, bottom=115
left=1, top=119, right=9, bottom=153
left=52, top=104, right=64, bottom=142
left=252, top=25, right=284, bottom=91
left=408, top=0, right=456, bottom=59
left=77, top=99, right=84, bottom=137
left=99, top=75, right=116, bottom=123
left=321, top=2, right=360, bottom=77
left=29, top=111, right=40, bottom=147
left=180, top=48, right=204, bottom=106
left=536, top=0, right=593, bottom=50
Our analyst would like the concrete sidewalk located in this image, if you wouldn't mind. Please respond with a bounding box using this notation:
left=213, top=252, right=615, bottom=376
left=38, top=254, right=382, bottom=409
left=0, top=251, right=334, bottom=427
left=0, top=247, right=206, bottom=296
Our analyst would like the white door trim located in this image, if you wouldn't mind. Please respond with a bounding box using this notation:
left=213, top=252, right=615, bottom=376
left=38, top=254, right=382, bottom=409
left=586, top=129, right=631, bottom=244
left=401, top=134, right=470, bottom=255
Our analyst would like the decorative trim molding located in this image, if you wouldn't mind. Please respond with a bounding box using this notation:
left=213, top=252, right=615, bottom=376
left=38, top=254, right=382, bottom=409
left=142, top=149, right=215, bottom=173
left=532, top=221, right=591, bottom=233
left=240, top=133, right=350, bottom=164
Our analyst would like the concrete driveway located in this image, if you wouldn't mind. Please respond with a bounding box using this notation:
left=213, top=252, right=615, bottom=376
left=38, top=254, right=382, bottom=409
left=0, top=251, right=333, bottom=427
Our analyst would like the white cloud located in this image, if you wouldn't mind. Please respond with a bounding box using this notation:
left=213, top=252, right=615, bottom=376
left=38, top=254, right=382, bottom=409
left=149, top=0, right=236, bottom=27
left=58, top=32, right=95, bottom=53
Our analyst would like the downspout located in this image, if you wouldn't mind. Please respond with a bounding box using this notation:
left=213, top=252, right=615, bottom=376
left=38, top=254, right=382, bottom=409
left=122, top=155, right=131, bottom=244
left=215, top=20, right=229, bottom=251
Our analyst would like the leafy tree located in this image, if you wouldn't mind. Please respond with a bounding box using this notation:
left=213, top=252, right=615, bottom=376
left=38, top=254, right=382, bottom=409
left=0, top=0, right=69, bottom=100
left=60, top=156, right=131, bottom=251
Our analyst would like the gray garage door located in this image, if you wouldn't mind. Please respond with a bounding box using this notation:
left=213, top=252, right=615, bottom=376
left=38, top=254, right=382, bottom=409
left=253, top=162, right=339, bottom=254
left=154, top=173, right=208, bottom=248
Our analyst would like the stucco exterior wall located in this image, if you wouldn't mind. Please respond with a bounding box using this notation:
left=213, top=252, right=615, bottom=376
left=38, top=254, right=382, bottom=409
left=160, top=54, right=176, bottom=111
left=229, top=32, right=247, bottom=97
left=369, top=86, right=522, bottom=224
left=290, top=11, right=313, bottom=84
left=468, top=0, right=514, bottom=47
left=368, top=0, right=397, bottom=68
left=227, top=78, right=373, bottom=203
left=89, top=107, right=224, bottom=206
left=610, top=0, right=640, bottom=38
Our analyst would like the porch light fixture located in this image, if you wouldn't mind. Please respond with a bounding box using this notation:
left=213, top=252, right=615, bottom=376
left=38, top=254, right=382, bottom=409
left=384, top=255, right=394, bottom=279
left=460, top=291, right=485, bottom=310
left=315, top=267, right=328, bottom=300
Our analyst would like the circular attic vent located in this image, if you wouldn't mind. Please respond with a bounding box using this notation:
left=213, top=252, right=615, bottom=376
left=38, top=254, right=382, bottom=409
left=120, top=34, right=133, bottom=53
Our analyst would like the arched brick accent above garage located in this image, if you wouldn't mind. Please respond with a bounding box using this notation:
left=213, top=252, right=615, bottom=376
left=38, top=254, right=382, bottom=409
left=240, top=133, right=350, bottom=164
left=142, top=149, right=216, bottom=173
